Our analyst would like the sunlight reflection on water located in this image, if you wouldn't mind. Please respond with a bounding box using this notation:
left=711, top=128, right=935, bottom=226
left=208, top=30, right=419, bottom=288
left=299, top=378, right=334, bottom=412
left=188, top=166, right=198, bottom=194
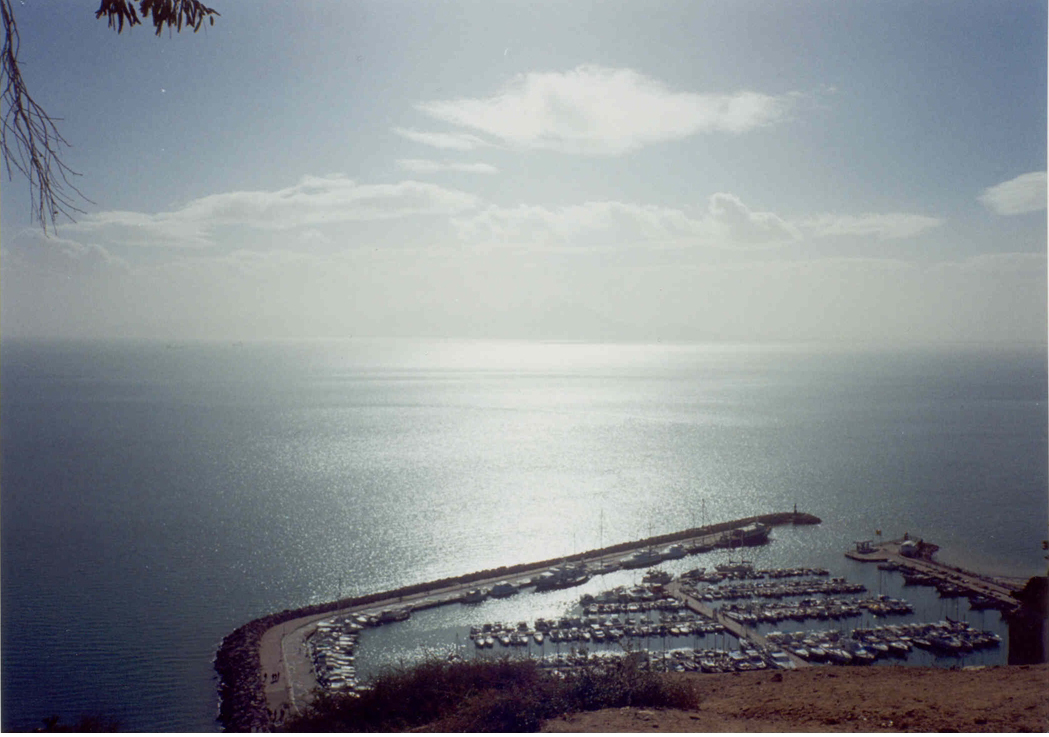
left=1, top=339, right=1044, bottom=730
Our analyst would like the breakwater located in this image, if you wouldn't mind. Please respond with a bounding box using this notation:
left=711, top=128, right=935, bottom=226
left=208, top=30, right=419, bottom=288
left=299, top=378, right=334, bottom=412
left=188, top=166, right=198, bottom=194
left=214, top=511, right=819, bottom=731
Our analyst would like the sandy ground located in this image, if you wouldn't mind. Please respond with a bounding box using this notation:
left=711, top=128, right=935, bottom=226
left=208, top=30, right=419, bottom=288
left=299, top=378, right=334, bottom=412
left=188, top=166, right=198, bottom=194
left=542, top=665, right=1049, bottom=733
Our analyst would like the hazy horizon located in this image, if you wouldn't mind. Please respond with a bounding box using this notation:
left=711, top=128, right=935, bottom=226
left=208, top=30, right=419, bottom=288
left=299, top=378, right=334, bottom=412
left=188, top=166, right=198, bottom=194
left=1, top=1, right=1045, bottom=345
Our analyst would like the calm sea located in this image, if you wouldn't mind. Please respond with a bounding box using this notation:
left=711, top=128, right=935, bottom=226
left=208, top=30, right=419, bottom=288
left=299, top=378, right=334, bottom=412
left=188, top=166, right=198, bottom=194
left=1, top=339, right=1046, bottom=731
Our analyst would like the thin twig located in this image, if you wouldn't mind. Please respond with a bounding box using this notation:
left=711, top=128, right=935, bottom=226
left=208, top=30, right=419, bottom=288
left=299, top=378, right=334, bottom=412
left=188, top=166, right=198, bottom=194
left=1, top=0, right=219, bottom=234
left=1, top=0, right=90, bottom=233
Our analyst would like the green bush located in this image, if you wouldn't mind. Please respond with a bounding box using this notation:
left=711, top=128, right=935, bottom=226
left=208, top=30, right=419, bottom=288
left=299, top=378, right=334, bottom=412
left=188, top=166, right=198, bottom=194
left=283, top=654, right=698, bottom=732
left=36, top=714, right=122, bottom=732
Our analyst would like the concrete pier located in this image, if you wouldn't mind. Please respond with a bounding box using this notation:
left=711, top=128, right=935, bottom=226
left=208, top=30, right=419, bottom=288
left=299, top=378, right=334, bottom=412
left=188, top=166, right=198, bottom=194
left=668, top=581, right=811, bottom=668
left=845, top=538, right=1021, bottom=611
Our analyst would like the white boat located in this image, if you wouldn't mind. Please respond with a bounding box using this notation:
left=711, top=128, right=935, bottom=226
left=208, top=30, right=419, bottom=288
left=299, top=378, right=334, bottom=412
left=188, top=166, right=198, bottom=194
left=826, top=648, right=852, bottom=664
left=621, top=549, right=665, bottom=569
left=850, top=647, right=876, bottom=664
left=663, top=544, right=687, bottom=559
left=868, top=641, right=890, bottom=656
left=715, top=559, right=754, bottom=574
left=642, top=568, right=673, bottom=585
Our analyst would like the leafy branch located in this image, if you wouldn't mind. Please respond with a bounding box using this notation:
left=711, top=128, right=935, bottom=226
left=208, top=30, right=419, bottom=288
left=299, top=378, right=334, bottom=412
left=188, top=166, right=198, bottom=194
left=95, top=0, right=219, bottom=36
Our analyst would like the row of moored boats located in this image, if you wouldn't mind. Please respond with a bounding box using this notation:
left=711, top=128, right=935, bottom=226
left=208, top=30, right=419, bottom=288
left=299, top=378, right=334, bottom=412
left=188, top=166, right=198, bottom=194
left=681, top=576, right=867, bottom=601
left=718, top=594, right=913, bottom=625
left=765, top=620, right=1001, bottom=664
left=469, top=607, right=727, bottom=649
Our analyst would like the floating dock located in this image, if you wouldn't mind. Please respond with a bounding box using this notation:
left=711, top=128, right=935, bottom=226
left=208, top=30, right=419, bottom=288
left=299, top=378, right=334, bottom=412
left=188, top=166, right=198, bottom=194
left=668, top=580, right=811, bottom=669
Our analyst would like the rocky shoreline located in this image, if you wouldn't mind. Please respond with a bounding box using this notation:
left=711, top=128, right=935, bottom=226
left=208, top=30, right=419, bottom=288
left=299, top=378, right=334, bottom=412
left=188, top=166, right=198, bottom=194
left=214, top=511, right=820, bottom=731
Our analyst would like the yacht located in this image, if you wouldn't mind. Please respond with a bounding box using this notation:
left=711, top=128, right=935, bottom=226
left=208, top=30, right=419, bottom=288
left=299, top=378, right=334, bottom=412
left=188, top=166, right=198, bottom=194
left=621, top=549, right=665, bottom=569
left=663, top=544, right=687, bottom=559
left=460, top=588, right=489, bottom=604
left=534, top=564, right=590, bottom=591
left=489, top=581, right=518, bottom=598
left=642, top=568, right=673, bottom=585
left=715, top=559, right=754, bottom=575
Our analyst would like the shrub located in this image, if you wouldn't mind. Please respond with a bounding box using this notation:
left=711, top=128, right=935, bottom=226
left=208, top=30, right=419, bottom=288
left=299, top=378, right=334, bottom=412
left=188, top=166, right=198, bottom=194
left=282, top=653, right=698, bottom=732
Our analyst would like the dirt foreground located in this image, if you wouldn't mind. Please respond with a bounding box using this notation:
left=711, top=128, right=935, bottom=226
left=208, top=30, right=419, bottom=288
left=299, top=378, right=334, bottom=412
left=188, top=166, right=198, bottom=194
left=542, top=665, right=1049, bottom=733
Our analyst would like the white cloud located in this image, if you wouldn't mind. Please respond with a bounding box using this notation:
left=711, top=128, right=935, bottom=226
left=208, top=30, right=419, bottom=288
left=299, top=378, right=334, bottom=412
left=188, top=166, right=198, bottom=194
left=706, top=193, right=800, bottom=247
left=70, top=175, right=480, bottom=247
left=613, top=252, right=1046, bottom=344
left=295, top=228, right=334, bottom=248
left=979, top=171, right=1047, bottom=215
left=454, top=193, right=948, bottom=250
left=454, top=193, right=798, bottom=250
left=3, top=229, right=129, bottom=275
left=70, top=208, right=214, bottom=247
left=799, top=212, right=944, bottom=239
left=947, top=251, right=1047, bottom=275
left=415, top=65, right=795, bottom=155
left=396, top=159, right=499, bottom=174
left=393, top=127, right=494, bottom=151
left=145, top=247, right=322, bottom=278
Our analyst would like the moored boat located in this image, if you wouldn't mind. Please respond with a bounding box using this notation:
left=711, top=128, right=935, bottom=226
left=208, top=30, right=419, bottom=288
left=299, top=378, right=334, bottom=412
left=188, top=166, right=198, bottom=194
left=621, top=549, right=665, bottom=569
left=489, top=581, right=518, bottom=598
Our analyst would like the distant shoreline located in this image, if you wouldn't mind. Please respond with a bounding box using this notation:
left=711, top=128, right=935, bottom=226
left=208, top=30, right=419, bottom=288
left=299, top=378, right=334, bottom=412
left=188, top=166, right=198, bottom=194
left=214, top=511, right=820, bottom=731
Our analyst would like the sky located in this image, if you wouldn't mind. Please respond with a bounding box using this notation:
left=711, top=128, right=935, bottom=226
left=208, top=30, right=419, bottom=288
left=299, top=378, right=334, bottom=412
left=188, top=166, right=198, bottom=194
left=1, top=0, right=1045, bottom=344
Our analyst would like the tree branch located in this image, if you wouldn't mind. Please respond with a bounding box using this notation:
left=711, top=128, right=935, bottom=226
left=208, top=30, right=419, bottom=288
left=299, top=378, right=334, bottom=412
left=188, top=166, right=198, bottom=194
left=0, top=0, right=219, bottom=234
left=1, top=0, right=90, bottom=233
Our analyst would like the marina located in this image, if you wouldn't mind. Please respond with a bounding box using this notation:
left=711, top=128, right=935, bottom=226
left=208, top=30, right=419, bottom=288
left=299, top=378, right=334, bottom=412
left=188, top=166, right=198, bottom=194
left=216, top=512, right=1029, bottom=731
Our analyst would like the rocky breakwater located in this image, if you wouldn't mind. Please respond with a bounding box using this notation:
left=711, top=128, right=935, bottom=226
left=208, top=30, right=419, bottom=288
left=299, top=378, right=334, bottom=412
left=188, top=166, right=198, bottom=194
left=215, top=601, right=350, bottom=732
left=215, top=615, right=276, bottom=732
